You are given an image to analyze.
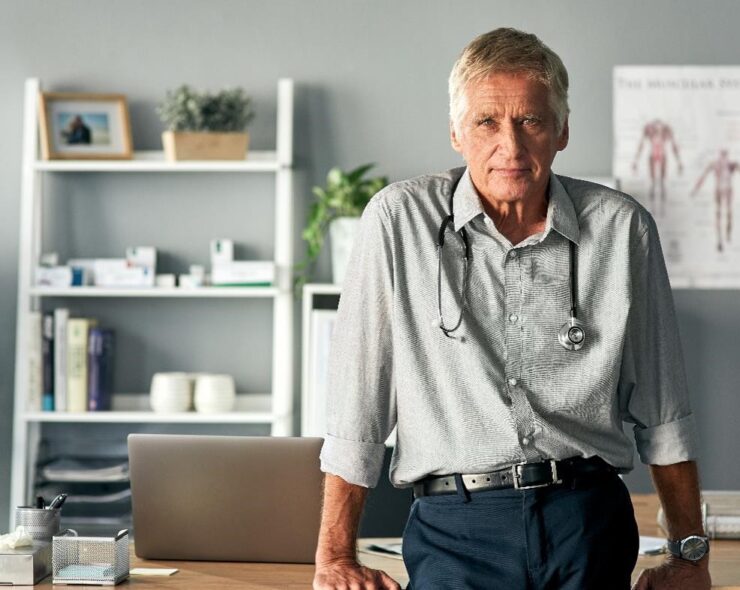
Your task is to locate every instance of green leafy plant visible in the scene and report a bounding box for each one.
[157,85,255,132]
[294,164,388,294]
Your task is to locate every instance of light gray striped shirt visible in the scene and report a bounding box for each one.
[320,167,698,488]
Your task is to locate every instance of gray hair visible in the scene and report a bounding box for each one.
[448,28,570,134]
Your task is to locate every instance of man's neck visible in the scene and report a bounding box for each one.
[478,190,549,246]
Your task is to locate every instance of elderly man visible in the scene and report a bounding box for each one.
[313,28,710,590]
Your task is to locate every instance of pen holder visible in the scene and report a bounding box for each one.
[52,529,130,586]
[15,506,61,541]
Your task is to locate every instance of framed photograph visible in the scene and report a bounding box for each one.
[38,92,133,160]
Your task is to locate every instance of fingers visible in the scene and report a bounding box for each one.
[631,569,651,590]
[378,570,402,590]
[313,566,400,590]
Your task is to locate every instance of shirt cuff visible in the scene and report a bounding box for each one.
[634,414,699,465]
[320,434,387,488]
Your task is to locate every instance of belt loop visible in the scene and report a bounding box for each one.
[453,473,470,503]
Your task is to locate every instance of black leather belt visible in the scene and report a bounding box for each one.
[413,456,616,498]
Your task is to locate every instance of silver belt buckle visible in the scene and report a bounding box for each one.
[512,459,561,490]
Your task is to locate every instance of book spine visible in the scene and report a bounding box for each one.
[53,308,70,412]
[67,318,96,413]
[41,312,55,411]
[27,312,43,412]
[88,328,114,411]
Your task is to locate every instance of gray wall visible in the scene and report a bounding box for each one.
[3,0,740,531]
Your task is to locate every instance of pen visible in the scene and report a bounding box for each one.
[36,496,45,509]
[48,494,68,510]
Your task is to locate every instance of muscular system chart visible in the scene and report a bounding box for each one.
[614,66,740,288]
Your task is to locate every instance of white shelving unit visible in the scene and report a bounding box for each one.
[30,286,280,298]
[10,78,296,519]
[301,283,342,437]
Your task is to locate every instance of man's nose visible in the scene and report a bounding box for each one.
[498,122,525,157]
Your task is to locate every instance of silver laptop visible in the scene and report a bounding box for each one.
[128,434,324,563]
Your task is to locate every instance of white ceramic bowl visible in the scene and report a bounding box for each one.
[194,374,236,413]
[150,372,192,413]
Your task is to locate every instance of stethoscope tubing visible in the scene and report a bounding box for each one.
[435,174,585,350]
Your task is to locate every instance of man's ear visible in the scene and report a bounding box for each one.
[557,117,569,152]
[450,120,463,153]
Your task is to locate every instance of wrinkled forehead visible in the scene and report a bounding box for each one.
[464,73,555,113]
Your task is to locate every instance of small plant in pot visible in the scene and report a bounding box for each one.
[295,164,388,293]
[157,85,255,161]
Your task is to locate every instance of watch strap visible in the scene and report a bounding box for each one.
[666,538,682,557]
[667,535,710,561]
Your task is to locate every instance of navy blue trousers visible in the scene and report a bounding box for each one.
[402,472,639,590]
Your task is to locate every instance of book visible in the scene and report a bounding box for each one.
[53,308,70,412]
[66,318,97,413]
[27,312,43,412]
[87,328,114,411]
[41,312,55,411]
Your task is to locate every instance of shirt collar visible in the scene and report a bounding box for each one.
[452,168,580,245]
[451,168,485,232]
[547,173,580,245]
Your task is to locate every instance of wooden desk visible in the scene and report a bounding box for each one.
[34,495,740,589]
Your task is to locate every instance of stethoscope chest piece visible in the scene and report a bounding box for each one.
[558,317,586,351]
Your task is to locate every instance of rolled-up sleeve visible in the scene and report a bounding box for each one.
[618,215,699,465]
[319,193,397,488]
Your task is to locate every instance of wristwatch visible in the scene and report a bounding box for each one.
[666,535,710,561]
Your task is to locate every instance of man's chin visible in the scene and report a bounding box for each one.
[483,180,533,203]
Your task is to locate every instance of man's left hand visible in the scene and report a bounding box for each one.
[632,556,711,590]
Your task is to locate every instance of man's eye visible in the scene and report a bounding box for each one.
[522,117,541,126]
[478,117,494,126]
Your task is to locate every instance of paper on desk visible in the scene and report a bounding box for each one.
[361,542,404,560]
[364,538,666,559]
[639,536,666,556]
[0,526,33,549]
[130,568,179,576]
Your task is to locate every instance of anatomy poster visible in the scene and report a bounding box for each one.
[614,66,740,288]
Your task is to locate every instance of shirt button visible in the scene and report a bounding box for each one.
[509,313,518,323]
[509,250,518,258]
[521,437,531,445]
[508,378,517,386]
[485,217,492,225]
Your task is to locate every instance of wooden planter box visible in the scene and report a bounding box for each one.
[161,131,249,161]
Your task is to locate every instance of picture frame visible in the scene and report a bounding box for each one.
[38,92,133,160]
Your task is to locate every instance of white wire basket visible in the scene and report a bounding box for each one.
[52,529,129,586]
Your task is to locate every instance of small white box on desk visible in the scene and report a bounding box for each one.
[211,261,275,286]
[0,541,51,585]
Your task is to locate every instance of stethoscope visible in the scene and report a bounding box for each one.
[433,175,586,351]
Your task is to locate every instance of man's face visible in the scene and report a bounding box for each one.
[450,72,569,205]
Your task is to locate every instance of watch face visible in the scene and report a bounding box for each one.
[681,536,708,561]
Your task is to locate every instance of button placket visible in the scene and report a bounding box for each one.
[504,247,540,461]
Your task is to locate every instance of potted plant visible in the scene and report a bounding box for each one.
[157,85,255,161]
[295,164,388,291]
